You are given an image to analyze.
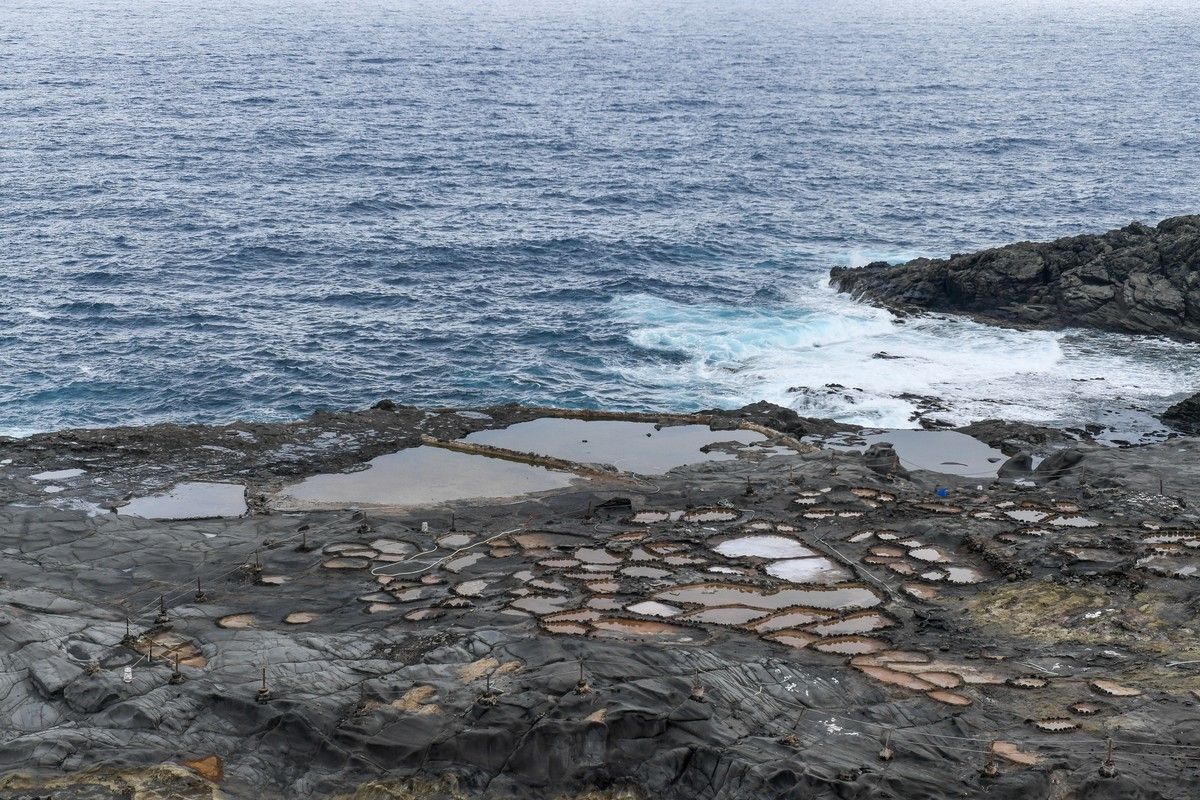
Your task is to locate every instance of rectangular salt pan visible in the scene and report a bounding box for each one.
[119,482,247,520]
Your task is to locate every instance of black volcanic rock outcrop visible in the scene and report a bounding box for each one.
[831,215,1200,341]
[1161,391,1200,433]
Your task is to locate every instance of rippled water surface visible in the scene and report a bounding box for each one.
[2,0,1199,435]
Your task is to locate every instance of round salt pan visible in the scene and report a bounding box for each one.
[855,665,935,691]
[576,548,622,565]
[813,636,886,655]
[1006,509,1048,523]
[766,557,851,584]
[848,531,875,543]
[765,630,817,649]
[869,545,907,558]
[587,597,623,611]
[625,600,681,618]
[324,557,370,570]
[539,558,580,568]
[927,690,971,706]
[444,553,484,573]
[438,533,472,548]
[1050,516,1100,528]
[371,539,415,555]
[808,612,894,637]
[509,595,570,614]
[630,511,671,524]
[454,579,489,597]
[851,488,878,498]
[1032,718,1078,732]
[340,548,379,559]
[590,618,694,640]
[656,583,882,611]
[714,535,817,560]
[587,581,620,594]
[543,621,589,635]
[750,608,832,632]
[367,603,400,614]
[992,741,1042,766]
[681,606,769,625]
[324,542,365,555]
[258,575,289,585]
[918,671,963,689]
[216,614,254,629]
[909,546,951,563]
[902,583,938,600]
[284,612,318,625]
[1007,676,1048,689]
[1071,701,1103,716]
[886,562,916,576]
[944,566,985,584]
[538,612,597,629]
[621,566,671,579]
[1090,679,1141,697]
[683,509,740,524]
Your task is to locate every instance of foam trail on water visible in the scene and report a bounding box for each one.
[614,282,1200,429]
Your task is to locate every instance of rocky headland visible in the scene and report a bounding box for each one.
[830,215,1200,342]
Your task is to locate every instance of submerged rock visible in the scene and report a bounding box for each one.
[830,215,1200,341]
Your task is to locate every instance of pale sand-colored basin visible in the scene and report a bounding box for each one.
[273,446,576,510]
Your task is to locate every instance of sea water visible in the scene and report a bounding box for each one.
[2,0,1198,436]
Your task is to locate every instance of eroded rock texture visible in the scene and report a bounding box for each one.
[831,215,1200,341]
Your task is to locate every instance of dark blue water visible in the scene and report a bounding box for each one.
[3,0,1199,436]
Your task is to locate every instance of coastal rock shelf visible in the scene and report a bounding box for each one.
[831,214,1200,343]
[1,402,1199,798]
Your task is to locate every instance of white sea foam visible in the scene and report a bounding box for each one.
[614,282,1200,430]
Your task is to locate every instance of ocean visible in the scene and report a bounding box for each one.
[2,0,1199,437]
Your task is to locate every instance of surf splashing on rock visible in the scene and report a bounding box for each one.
[614,282,1200,430]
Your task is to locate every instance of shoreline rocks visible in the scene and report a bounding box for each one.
[1161,391,1200,433]
[830,215,1200,341]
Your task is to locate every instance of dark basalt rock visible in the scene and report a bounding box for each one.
[707,401,856,438]
[1034,448,1085,480]
[863,442,908,477]
[997,452,1033,478]
[1161,391,1200,434]
[830,215,1200,341]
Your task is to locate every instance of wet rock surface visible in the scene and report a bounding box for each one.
[1160,391,1200,434]
[1,405,1200,799]
[830,215,1200,341]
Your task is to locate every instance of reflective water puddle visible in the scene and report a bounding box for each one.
[765,557,852,584]
[858,429,1007,477]
[713,535,817,559]
[656,582,881,610]
[273,446,576,510]
[120,482,246,520]
[462,418,765,474]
